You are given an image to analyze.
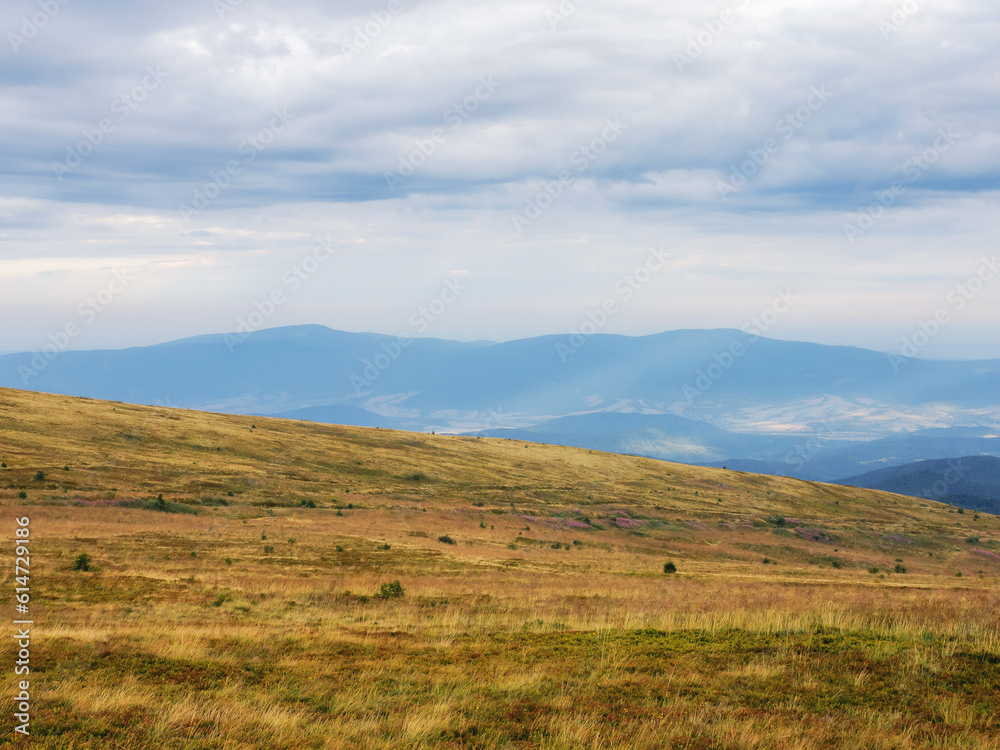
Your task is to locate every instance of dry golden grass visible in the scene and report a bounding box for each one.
[1,387,999,748]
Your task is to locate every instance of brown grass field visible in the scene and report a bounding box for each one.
[1,386,999,749]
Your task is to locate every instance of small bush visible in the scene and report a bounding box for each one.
[18,491,27,500]
[225,558,233,565]
[831,560,843,569]
[438,535,457,545]
[955,571,963,577]
[212,594,231,607]
[762,557,771,565]
[966,536,981,544]
[663,561,677,574]
[288,538,296,544]
[379,580,405,599]
[335,509,344,517]
[551,542,562,550]
[300,499,316,508]
[507,542,517,550]
[572,540,582,546]
[868,566,879,574]
[894,563,906,574]
[263,545,274,553]
[72,553,92,571]
[34,470,45,481]
[335,545,344,552]
[377,543,391,550]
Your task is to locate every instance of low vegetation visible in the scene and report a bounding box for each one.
[1,387,999,748]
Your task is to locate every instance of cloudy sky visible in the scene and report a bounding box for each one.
[2,0,998,358]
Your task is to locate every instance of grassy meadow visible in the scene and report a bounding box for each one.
[1,387,999,748]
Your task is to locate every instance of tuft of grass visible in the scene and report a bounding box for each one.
[378,580,405,598]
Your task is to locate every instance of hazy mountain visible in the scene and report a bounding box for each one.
[3,324,998,437]
[836,456,1000,513]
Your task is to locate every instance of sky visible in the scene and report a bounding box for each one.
[1,0,998,359]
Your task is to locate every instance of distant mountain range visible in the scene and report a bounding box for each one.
[837,456,1000,513]
[2,324,998,484]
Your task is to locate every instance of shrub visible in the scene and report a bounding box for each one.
[225,558,233,565]
[288,538,296,544]
[335,509,344,517]
[379,580,405,599]
[868,566,879,574]
[72,553,91,571]
[966,536,981,544]
[263,545,274,553]
[438,535,456,545]
[377,543,391,550]
[663,561,677,574]
[18,491,27,499]
[762,557,771,565]
[34,470,45,481]
[335,545,344,552]
[955,571,963,577]
[507,542,517,550]
[894,563,906,574]
[831,560,843,569]
[300,499,316,508]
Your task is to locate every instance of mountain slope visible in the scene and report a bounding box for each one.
[838,456,1000,513]
[4,387,1000,749]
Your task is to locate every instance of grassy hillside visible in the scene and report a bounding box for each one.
[1,387,999,749]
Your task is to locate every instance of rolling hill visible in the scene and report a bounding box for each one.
[2,387,1000,747]
[838,456,1000,513]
